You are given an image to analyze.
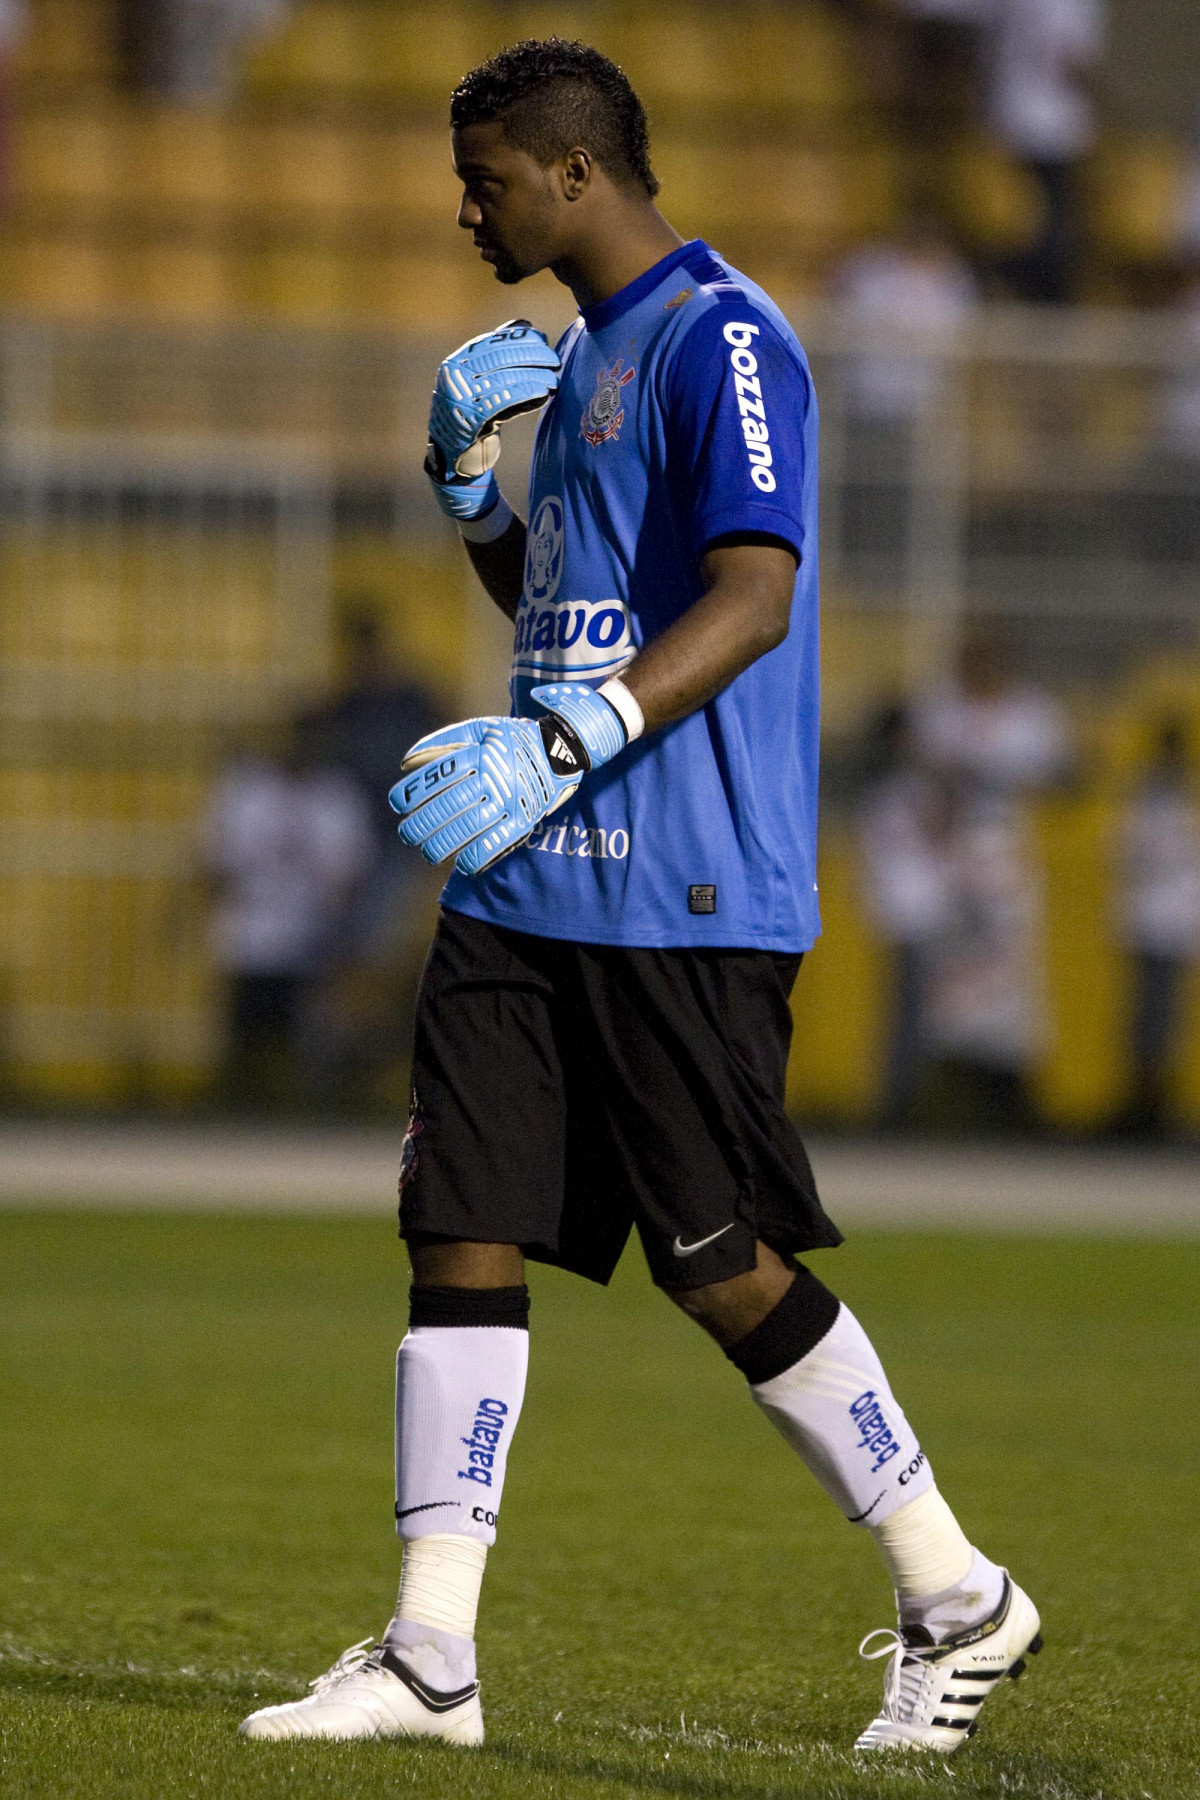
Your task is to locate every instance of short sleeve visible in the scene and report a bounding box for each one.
[662,301,811,563]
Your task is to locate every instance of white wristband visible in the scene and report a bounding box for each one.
[459,494,515,544]
[598,676,645,744]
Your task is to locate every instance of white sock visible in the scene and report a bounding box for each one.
[901,1547,1008,1641]
[383,1534,487,1690]
[395,1324,529,1546]
[870,1485,1006,1637]
[750,1303,934,1525]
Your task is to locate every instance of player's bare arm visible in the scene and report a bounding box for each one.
[467,527,795,717]
[462,516,526,621]
[621,539,797,734]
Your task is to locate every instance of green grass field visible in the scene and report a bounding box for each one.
[1,1212,1196,1800]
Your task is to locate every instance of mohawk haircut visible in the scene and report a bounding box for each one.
[451,38,659,199]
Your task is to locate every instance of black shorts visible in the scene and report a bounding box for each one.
[399,909,842,1290]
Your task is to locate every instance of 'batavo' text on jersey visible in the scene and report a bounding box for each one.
[441,239,821,951]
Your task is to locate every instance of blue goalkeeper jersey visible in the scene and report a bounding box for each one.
[441,239,821,951]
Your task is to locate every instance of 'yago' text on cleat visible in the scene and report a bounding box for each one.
[853,1573,1042,1756]
[239,1637,484,1744]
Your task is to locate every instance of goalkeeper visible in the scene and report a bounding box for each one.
[242,37,1040,1758]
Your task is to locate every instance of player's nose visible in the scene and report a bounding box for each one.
[457,193,483,230]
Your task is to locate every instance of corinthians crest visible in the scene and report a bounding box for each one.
[581,358,635,447]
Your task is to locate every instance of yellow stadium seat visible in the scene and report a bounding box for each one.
[12,0,116,86]
[246,240,354,322]
[358,251,482,334]
[5,234,119,317]
[10,105,131,208]
[370,129,461,227]
[656,140,905,263]
[941,136,1044,254]
[122,241,234,322]
[129,107,238,218]
[240,1,380,97]
[735,147,853,254]
[839,143,909,241]
[604,3,861,118]
[752,4,863,117]
[716,5,862,117]
[1088,134,1190,266]
[370,4,495,106]
[247,119,372,220]
[651,138,735,237]
[615,7,726,111]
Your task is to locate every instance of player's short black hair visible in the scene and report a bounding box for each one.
[450,38,659,199]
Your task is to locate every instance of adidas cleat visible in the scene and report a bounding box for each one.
[239,1637,483,1744]
[854,1573,1041,1755]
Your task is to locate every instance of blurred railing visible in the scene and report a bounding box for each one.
[0,302,1197,1110]
[805,303,1200,699]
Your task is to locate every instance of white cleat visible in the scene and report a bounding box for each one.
[239,1638,484,1745]
[854,1573,1042,1755]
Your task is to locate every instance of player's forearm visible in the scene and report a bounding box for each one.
[620,543,795,736]
[463,516,527,623]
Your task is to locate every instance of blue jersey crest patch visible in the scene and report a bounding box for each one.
[581,358,635,446]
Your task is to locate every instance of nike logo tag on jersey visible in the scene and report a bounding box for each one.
[395,1500,457,1520]
[672,1223,736,1257]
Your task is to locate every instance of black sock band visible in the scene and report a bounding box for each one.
[408,1284,530,1330]
[724,1265,840,1385]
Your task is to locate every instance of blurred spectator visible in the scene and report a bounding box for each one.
[983,0,1105,302]
[297,603,441,1092]
[0,2,26,206]
[923,790,1044,1133]
[890,631,1064,1134]
[856,703,957,1127]
[891,0,992,144]
[915,631,1072,796]
[201,718,373,1108]
[118,0,287,100]
[835,213,978,424]
[1137,274,1200,570]
[1113,719,1200,1138]
[1177,91,1200,266]
[834,213,977,567]
[311,603,440,864]
[1156,276,1200,462]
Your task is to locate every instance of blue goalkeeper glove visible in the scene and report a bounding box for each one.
[424,319,561,525]
[389,683,629,877]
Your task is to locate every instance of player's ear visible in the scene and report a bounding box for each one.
[559,147,594,202]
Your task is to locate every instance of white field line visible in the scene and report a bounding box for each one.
[0,1126,1196,1233]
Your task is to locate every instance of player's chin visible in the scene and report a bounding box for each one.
[490,259,528,286]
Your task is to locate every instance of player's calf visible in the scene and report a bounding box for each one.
[688,1249,1037,1752]
[241,1275,530,1747]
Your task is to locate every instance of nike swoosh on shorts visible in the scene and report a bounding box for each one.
[672,1223,736,1258]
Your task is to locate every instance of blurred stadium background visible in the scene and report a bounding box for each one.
[1,15,1197,1796]
[0,0,1199,1146]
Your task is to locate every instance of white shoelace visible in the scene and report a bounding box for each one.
[858,1628,933,1722]
[308,1638,379,1697]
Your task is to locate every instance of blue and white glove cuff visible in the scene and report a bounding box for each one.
[530,681,637,771]
[459,494,515,543]
[596,676,645,744]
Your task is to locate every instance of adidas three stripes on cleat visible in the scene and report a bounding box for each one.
[854,1574,1042,1755]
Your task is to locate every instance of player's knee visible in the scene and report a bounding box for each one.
[665,1241,797,1348]
[406,1235,525,1289]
